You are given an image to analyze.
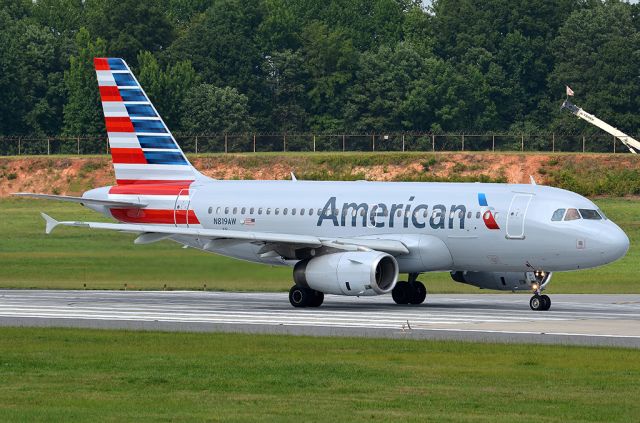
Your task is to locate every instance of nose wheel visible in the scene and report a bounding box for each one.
[530,294,551,311]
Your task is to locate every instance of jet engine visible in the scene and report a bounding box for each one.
[294,251,399,296]
[450,271,552,291]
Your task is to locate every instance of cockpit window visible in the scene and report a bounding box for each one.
[579,209,602,220]
[598,208,608,220]
[551,208,565,221]
[564,208,581,221]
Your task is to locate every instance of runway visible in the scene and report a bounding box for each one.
[1,290,640,347]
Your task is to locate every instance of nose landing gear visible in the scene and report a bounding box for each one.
[529,271,551,311]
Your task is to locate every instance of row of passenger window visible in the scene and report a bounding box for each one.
[551,208,604,221]
[207,206,489,220]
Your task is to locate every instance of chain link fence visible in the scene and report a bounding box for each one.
[0,133,633,156]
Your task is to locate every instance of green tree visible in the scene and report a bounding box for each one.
[84,0,174,66]
[263,50,309,131]
[136,51,199,131]
[301,21,358,131]
[62,28,107,137]
[181,84,253,134]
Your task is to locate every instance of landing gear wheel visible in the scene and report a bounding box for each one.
[540,294,551,311]
[392,281,410,304]
[289,286,308,307]
[289,286,324,308]
[408,281,427,305]
[308,291,324,308]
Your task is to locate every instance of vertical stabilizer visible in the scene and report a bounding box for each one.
[94,57,200,184]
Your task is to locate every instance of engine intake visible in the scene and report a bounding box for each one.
[294,251,399,296]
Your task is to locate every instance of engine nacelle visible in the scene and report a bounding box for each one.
[450,271,552,291]
[294,251,399,296]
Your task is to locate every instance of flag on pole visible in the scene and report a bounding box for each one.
[566,85,574,97]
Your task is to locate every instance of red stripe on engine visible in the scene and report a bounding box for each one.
[110,208,200,225]
[110,148,147,164]
[115,179,195,186]
[105,117,134,133]
[109,182,192,195]
[99,86,122,102]
[94,58,109,70]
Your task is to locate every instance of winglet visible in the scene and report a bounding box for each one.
[290,172,297,181]
[529,175,537,185]
[40,213,59,235]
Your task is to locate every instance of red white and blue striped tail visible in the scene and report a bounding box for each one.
[94,57,199,185]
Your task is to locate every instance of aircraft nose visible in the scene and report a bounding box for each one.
[599,224,629,263]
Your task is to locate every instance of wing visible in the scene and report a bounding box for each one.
[40,213,409,257]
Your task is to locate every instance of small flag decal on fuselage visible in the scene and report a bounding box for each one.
[242,218,256,226]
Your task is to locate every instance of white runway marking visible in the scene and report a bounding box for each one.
[1,290,640,347]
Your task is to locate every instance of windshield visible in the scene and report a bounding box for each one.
[579,209,602,220]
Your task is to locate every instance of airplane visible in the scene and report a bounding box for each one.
[15,58,630,311]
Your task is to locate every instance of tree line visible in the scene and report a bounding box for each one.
[1,0,639,138]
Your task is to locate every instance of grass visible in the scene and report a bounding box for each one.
[0,197,639,293]
[0,327,639,422]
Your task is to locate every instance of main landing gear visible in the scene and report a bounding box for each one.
[392,273,427,305]
[289,285,324,308]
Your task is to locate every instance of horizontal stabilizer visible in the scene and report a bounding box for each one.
[13,193,147,208]
[40,213,59,234]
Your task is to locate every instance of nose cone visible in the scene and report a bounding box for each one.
[599,223,630,264]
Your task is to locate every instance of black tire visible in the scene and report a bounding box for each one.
[540,294,551,311]
[289,286,309,308]
[392,281,410,305]
[529,295,542,311]
[408,281,427,305]
[308,291,324,307]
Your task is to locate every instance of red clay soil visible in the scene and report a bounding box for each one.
[0,153,634,197]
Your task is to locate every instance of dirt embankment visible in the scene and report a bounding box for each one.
[1,153,639,197]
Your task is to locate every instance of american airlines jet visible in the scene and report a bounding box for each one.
[16,58,630,311]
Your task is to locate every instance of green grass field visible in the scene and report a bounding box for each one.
[0,327,638,422]
[0,197,638,293]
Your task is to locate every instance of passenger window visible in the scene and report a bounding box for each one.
[318,209,322,216]
[258,208,263,215]
[241,207,246,214]
[225,207,229,214]
[250,207,254,214]
[208,207,212,214]
[564,208,580,221]
[423,210,428,218]
[267,208,271,215]
[233,207,237,214]
[216,207,221,214]
[334,208,339,216]
[283,208,288,215]
[298,208,302,216]
[476,212,480,219]
[275,208,279,215]
[467,211,472,219]
[551,208,565,221]
[579,209,602,220]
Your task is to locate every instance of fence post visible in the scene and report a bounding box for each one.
[492,134,495,152]
[195,135,198,154]
[613,135,616,153]
[582,135,585,153]
[461,134,465,151]
[313,135,316,152]
[77,136,80,155]
[552,133,555,152]
[283,133,286,152]
[342,135,345,152]
[18,137,21,155]
[106,137,109,154]
[224,134,228,154]
[372,134,375,151]
[47,138,50,155]
[402,134,405,152]
[521,134,524,152]
[432,134,435,152]
[253,134,256,153]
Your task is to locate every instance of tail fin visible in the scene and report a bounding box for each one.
[94,57,199,185]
